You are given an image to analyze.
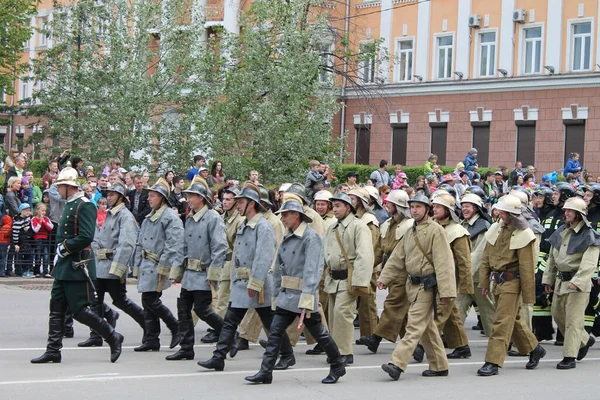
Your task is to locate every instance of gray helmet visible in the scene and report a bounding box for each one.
[147,178,171,203]
[408,192,431,207]
[106,181,129,203]
[234,183,266,212]
[258,184,272,207]
[329,192,356,214]
[184,183,213,209]
[223,186,240,197]
[275,200,313,223]
[285,183,307,205]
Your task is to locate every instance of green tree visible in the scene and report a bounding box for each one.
[26,0,212,171]
[0,0,38,98]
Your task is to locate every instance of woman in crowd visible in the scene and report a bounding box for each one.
[209,160,226,186]
[5,177,22,217]
[164,171,176,191]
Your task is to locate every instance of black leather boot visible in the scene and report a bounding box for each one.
[357,334,382,354]
[73,308,124,363]
[244,370,273,384]
[306,344,324,355]
[198,319,238,370]
[201,329,219,343]
[113,297,145,331]
[166,320,195,360]
[477,362,499,376]
[413,344,425,362]
[104,303,120,328]
[64,311,74,338]
[31,299,66,364]
[134,309,161,352]
[78,303,104,347]
[557,357,576,369]
[152,302,182,349]
[525,344,546,370]
[577,336,595,361]
[381,363,402,381]
[447,345,471,359]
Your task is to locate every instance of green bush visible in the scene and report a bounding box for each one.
[333,164,492,187]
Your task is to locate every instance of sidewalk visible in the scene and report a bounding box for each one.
[0,276,138,286]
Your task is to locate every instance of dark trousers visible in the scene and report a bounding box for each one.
[141,291,178,345]
[177,289,223,351]
[93,278,145,330]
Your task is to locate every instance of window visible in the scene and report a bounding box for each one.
[20,78,30,101]
[358,42,376,84]
[571,22,592,71]
[39,17,48,47]
[472,123,490,167]
[516,122,536,167]
[318,42,334,84]
[395,39,413,82]
[436,35,453,79]
[355,125,371,165]
[430,123,447,165]
[564,120,585,166]
[392,126,408,165]
[478,32,496,77]
[522,27,542,74]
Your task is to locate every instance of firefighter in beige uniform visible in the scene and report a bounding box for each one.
[477,195,546,376]
[357,190,413,353]
[457,193,495,337]
[324,193,374,364]
[542,198,598,369]
[431,193,473,359]
[379,193,456,380]
[348,188,383,338]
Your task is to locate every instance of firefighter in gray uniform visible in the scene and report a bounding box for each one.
[78,180,145,348]
[198,182,294,371]
[245,199,346,385]
[133,178,184,352]
[166,179,228,360]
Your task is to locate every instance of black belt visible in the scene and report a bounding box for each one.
[408,273,438,320]
[329,269,348,280]
[490,271,520,283]
[225,253,232,262]
[558,271,574,281]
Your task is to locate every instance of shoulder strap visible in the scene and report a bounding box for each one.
[74,200,84,236]
[335,229,352,267]
[413,226,434,268]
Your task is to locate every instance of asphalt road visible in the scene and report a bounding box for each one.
[1,281,598,400]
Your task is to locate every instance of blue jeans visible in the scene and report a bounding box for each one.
[16,248,32,275]
[33,240,50,275]
[0,244,7,276]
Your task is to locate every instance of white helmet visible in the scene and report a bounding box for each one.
[431,193,456,210]
[510,189,529,206]
[461,193,484,208]
[314,190,333,202]
[386,190,409,208]
[493,194,522,215]
[563,197,587,216]
[279,183,291,192]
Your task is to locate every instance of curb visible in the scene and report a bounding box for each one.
[0,278,139,286]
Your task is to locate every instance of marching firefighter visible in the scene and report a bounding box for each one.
[132,178,184,352]
[542,197,598,369]
[167,178,227,361]
[478,195,546,376]
[198,183,294,371]
[31,167,123,364]
[245,199,346,384]
[431,193,473,359]
[357,190,414,353]
[78,180,145,348]
[379,193,456,381]
[582,184,600,337]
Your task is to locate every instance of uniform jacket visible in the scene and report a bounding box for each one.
[273,222,324,313]
[323,213,375,293]
[479,222,536,304]
[462,214,490,280]
[438,219,474,295]
[264,209,285,245]
[379,215,413,286]
[230,213,276,308]
[542,221,600,294]
[221,209,245,281]
[134,205,184,293]
[92,203,138,280]
[52,192,97,281]
[379,218,456,301]
[322,212,337,232]
[304,205,325,237]
[357,208,383,268]
[176,206,227,291]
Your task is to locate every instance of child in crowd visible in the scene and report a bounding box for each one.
[305,159,325,204]
[97,197,108,228]
[12,203,34,278]
[19,177,33,205]
[0,215,12,277]
[31,203,54,278]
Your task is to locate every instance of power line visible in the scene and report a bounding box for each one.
[329,0,432,22]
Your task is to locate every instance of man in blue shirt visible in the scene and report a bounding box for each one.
[186,155,206,181]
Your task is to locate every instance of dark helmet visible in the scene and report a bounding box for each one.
[552,182,576,203]
[436,183,457,198]
[258,184,272,207]
[583,183,600,206]
[533,186,554,207]
[510,185,532,202]
[285,183,307,205]
[184,183,213,209]
[464,185,487,201]
[329,192,356,213]
[234,182,266,212]
[223,186,240,197]
[275,200,312,223]
[408,192,431,207]
[147,178,171,203]
[106,180,129,202]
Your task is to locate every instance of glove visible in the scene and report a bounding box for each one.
[56,243,68,258]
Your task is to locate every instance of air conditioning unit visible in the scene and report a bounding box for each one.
[468,14,481,28]
[513,9,526,23]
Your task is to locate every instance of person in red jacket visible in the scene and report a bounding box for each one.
[0,215,12,277]
[31,203,54,278]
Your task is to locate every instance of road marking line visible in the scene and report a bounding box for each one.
[2,357,600,386]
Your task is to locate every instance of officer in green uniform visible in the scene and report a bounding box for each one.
[31,167,124,364]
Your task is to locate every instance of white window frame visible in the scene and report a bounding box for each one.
[394,37,414,82]
[39,16,48,47]
[20,78,30,101]
[476,29,498,78]
[358,40,376,84]
[518,23,544,75]
[318,42,335,85]
[433,32,455,80]
[567,18,594,72]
